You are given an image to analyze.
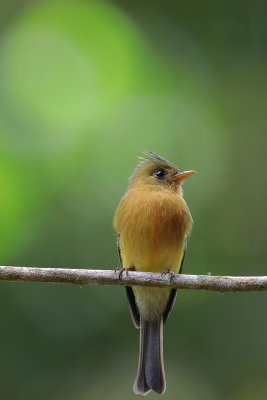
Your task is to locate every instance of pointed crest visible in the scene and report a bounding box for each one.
[139,150,176,168]
[129,150,177,185]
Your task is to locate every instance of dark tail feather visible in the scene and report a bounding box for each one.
[133,317,166,395]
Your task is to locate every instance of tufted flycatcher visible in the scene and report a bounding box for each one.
[114,151,196,395]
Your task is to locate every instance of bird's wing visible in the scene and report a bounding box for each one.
[162,245,187,324]
[125,286,140,328]
[178,244,187,275]
[117,235,140,328]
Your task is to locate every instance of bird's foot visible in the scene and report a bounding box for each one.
[161,269,176,283]
[115,267,129,279]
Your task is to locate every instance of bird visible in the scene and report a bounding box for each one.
[113,151,196,395]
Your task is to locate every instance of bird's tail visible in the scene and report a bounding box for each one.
[133,316,166,396]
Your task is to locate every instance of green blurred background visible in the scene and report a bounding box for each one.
[0,0,266,398]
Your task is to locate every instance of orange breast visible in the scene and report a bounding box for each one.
[114,185,192,273]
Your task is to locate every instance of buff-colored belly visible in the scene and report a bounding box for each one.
[119,204,187,274]
[119,215,186,320]
[120,236,185,274]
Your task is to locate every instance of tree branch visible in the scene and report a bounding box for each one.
[0,266,266,292]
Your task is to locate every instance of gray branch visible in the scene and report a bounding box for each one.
[0,266,266,292]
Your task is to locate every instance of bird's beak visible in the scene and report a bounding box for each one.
[171,170,197,183]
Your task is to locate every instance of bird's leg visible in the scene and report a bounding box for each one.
[161,269,176,283]
[115,267,130,279]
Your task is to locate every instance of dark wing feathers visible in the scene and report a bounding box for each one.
[178,244,187,275]
[117,236,140,328]
[125,286,141,328]
[163,245,187,324]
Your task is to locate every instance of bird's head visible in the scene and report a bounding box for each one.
[129,151,196,193]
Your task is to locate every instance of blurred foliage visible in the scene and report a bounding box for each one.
[0,0,266,398]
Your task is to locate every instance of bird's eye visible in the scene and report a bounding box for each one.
[154,169,166,179]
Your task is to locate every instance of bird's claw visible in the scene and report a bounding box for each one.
[115,267,129,279]
[161,269,176,283]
